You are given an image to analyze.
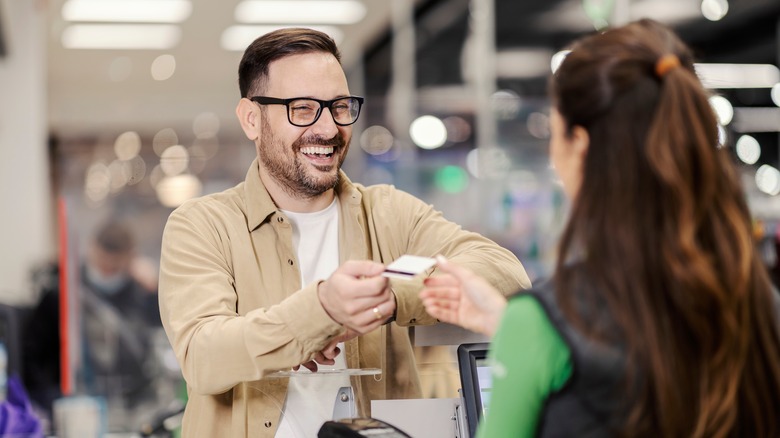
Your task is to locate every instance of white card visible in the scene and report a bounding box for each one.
[382,255,437,280]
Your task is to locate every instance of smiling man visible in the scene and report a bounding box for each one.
[158,28,530,438]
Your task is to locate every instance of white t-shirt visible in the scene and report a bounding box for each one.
[275,198,350,438]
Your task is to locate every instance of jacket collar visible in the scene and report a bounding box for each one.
[243,157,363,231]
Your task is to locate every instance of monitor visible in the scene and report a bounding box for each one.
[457,342,492,438]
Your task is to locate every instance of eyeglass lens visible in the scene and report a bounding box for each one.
[289,97,361,126]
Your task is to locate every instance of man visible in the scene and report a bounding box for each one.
[24,219,161,430]
[158,28,530,438]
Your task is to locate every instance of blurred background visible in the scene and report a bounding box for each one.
[1,0,779,435]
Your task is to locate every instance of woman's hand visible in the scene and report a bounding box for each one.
[420,256,507,336]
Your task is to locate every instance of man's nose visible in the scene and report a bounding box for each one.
[309,107,340,138]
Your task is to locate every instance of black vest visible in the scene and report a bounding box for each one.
[522,279,626,438]
[521,277,780,437]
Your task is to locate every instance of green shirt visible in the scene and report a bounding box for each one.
[477,294,573,438]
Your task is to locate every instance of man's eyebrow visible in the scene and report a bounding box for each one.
[298,94,352,100]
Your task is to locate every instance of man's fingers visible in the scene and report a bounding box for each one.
[331,286,393,324]
[339,260,387,278]
[346,275,389,299]
[314,351,336,365]
[343,298,396,334]
[321,344,341,360]
[350,316,388,335]
[319,261,395,328]
[301,361,318,372]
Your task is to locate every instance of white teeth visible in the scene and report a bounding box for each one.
[300,146,334,155]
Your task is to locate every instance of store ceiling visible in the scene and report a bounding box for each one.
[42,0,780,142]
[45,0,407,141]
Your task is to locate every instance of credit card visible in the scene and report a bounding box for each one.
[382,255,438,280]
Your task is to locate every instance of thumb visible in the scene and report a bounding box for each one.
[322,343,341,360]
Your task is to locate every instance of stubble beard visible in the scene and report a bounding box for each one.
[258,117,348,200]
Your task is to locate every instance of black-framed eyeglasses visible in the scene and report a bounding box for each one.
[249,96,364,127]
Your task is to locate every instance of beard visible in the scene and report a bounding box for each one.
[258,116,349,199]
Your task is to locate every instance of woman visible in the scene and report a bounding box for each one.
[421,19,780,437]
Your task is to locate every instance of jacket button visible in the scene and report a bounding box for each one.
[264,421,272,428]
[288,259,294,266]
[277,217,284,222]
[409,318,416,324]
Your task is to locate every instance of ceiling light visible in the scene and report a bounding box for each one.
[629,0,701,24]
[708,95,733,125]
[735,135,761,165]
[62,0,192,23]
[465,148,511,179]
[235,0,366,24]
[493,48,553,79]
[114,131,142,161]
[410,115,447,150]
[550,50,570,74]
[771,83,780,107]
[156,174,203,207]
[695,63,780,89]
[221,25,343,51]
[62,24,181,49]
[701,0,729,21]
[755,165,780,196]
[732,108,780,133]
[151,54,177,81]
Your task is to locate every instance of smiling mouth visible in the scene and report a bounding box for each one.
[300,146,335,159]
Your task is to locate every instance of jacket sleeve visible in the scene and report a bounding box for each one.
[376,188,532,327]
[158,202,343,395]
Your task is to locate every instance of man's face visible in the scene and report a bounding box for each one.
[89,243,131,278]
[255,52,352,199]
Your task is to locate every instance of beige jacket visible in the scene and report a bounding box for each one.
[158,159,531,437]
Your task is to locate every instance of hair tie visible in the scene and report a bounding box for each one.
[655,54,680,78]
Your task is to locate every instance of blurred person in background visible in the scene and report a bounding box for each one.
[158,27,530,438]
[420,19,780,438]
[23,219,163,432]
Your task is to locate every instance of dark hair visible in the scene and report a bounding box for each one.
[550,19,780,437]
[238,28,342,98]
[94,220,135,254]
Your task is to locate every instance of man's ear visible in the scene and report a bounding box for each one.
[236,98,260,141]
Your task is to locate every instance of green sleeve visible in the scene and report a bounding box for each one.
[476,294,572,438]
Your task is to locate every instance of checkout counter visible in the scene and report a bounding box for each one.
[332,323,490,438]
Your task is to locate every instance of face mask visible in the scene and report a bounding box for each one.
[85,263,129,295]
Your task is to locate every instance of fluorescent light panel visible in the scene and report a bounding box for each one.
[496,48,554,78]
[733,108,780,133]
[221,25,343,51]
[696,63,780,89]
[628,0,701,24]
[62,0,192,23]
[235,0,366,24]
[62,24,181,49]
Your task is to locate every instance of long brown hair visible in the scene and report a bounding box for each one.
[550,19,780,437]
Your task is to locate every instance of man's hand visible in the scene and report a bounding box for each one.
[293,329,359,372]
[318,260,396,334]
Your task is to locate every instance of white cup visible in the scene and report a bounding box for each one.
[53,396,107,438]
